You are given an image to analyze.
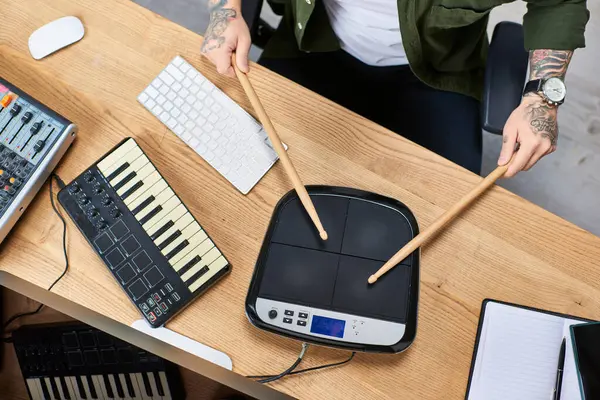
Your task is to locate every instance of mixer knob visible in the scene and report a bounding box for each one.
[110,208,121,218]
[94,186,105,195]
[79,195,90,205]
[97,220,108,231]
[88,208,100,218]
[102,197,113,206]
[69,183,81,194]
[84,172,95,183]
[21,112,33,124]
[10,104,22,117]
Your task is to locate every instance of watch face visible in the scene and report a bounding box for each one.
[542,77,566,103]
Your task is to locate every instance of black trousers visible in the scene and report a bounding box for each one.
[259,51,482,174]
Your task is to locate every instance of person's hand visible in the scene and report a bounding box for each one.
[200,0,251,77]
[498,94,558,177]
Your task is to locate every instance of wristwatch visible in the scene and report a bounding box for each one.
[522,77,566,106]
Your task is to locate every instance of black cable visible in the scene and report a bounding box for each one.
[2,174,68,338]
[246,343,309,383]
[287,351,355,376]
[246,344,355,383]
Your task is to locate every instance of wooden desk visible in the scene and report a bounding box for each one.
[1,0,600,398]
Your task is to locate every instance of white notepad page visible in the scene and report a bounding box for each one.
[467,301,584,400]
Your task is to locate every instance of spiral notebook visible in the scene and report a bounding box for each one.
[465,299,593,400]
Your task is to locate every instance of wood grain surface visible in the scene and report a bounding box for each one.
[1,0,600,399]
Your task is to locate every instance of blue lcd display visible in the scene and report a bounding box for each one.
[310,315,346,338]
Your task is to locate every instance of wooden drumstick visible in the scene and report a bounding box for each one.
[231,55,328,240]
[368,162,512,284]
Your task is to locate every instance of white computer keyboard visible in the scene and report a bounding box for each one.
[137,56,285,194]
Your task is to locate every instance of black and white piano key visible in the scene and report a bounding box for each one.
[99,375,113,399]
[140,197,183,232]
[145,204,187,238]
[188,254,229,293]
[116,164,157,198]
[97,139,138,176]
[64,376,78,400]
[26,378,42,400]
[81,375,94,399]
[102,143,146,178]
[171,234,212,271]
[159,221,200,260]
[46,376,62,399]
[121,170,161,201]
[72,376,87,399]
[124,179,168,209]
[39,377,52,399]
[152,213,194,249]
[104,149,147,187]
[136,192,178,227]
[108,374,125,399]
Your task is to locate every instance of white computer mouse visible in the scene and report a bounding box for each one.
[28,16,85,60]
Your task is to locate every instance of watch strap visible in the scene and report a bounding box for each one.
[523,79,543,96]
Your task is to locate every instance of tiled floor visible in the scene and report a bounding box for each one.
[133,0,600,236]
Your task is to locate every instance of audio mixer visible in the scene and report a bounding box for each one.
[58,138,231,327]
[0,77,76,243]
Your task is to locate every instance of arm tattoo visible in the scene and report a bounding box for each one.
[523,101,558,146]
[529,49,573,80]
[520,49,572,147]
[201,0,237,53]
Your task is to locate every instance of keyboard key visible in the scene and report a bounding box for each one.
[145,86,159,99]
[173,56,184,66]
[189,255,229,292]
[101,375,114,399]
[149,372,163,397]
[158,372,172,399]
[166,64,185,81]
[48,376,61,399]
[159,71,174,85]
[113,375,125,399]
[138,56,287,194]
[40,377,52,400]
[139,372,154,397]
[75,375,88,399]
[26,379,42,400]
[87,375,99,399]
[123,374,136,398]
[57,377,70,400]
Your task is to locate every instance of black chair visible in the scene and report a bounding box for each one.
[243,3,529,135]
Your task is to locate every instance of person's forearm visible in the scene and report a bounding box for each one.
[528,49,573,81]
[202,0,242,53]
[520,49,573,147]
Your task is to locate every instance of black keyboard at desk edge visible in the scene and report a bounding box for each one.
[12,322,184,400]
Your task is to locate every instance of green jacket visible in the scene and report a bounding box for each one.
[263,0,589,100]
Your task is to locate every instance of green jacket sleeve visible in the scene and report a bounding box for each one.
[523,0,590,50]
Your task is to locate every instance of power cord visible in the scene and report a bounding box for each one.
[2,174,68,343]
[246,343,356,384]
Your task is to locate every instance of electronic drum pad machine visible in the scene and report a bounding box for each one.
[246,186,420,353]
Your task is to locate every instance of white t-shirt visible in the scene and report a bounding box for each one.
[322,0,408,67]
